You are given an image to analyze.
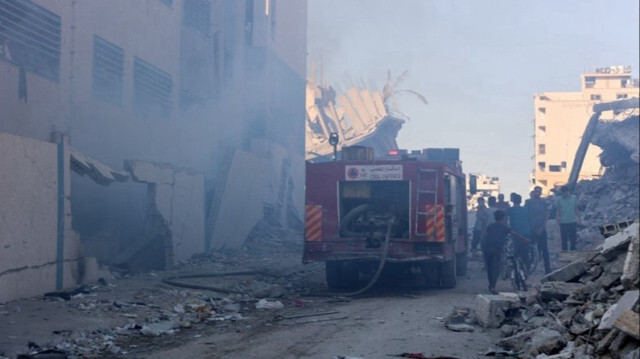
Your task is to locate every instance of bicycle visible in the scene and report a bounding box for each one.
[526,241,539,276]
[501,236,528,292]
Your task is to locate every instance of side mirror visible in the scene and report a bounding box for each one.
[469,174,477,195]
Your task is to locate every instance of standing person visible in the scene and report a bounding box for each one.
[525,186,551,274]
[496,193,510,210]
[482,210,528,294]
[507,193,532,270]
[485,196,499,227]
[555,185,582,251]
[471,197,487,254]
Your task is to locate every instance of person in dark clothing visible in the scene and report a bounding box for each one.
[507,193,532,271]
[482,210,529,294]
[525,186,551,274]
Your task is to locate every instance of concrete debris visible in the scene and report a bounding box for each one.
[621,225,640,289]
[444,307,476,332]
[255,299,284,309]
[540,260,588,283]
[492,219,640,358]
[574,167,639,244]
[474,293,521,328]
[539,282,585,301]
[598,290,639,330]
[613,310,640,340]
[69,146,128,185]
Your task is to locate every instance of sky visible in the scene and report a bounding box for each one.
[306,0,640,197]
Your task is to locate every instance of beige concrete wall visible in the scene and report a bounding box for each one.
[533,70,640,195]
[0,131,83,303]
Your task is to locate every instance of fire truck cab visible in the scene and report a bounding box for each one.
[303,146,468,289]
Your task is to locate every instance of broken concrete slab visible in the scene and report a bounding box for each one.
[541,260,589,283]
[474,293,521,328]
[621,225,640,289]
[613,310,640,340]
[598,290,639,330]
[70,147,128,185]
[525,328,567,356]
[555,250,600,266]
[497,329,535,349]
[599,223,638,260]
[539,282,585,301]
[579,265,604,284]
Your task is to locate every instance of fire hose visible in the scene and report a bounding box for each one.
[339,215,395,296]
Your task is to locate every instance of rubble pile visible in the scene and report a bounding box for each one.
[575,165,640,242]
[575,114,640,242]
[489,222,639,358]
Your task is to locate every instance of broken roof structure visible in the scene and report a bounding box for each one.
[305,70,423,161]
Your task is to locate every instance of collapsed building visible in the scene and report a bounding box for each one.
[305,70,422,161]
[568,99,640,245]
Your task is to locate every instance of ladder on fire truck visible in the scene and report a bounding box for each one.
[415,168,439,240]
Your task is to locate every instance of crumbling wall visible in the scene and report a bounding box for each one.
[125,160,205,267]
[207,140,304,251]
[0,132,85,302]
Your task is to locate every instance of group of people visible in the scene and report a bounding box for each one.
[471,185,582,294]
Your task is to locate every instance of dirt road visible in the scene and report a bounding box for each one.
[145,260,501,359]
[1,245,511,359]
[132,257,503,359]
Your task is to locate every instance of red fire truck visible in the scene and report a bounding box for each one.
[303,146,469,289]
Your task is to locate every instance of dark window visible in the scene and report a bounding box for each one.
[183,0,211,36]
[561,161,567,168]
[538,125,546,132]
[0,0,61,81]
[617,94,628,99]
[133,57,172,120]
[92,35,123,105]
[538,144,546,155]
[538,161,546,171]
[590,94,601,101]
[538,107,546,113]
[585,76,596,88]
[549,165,562,172]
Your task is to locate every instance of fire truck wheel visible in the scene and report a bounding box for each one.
[456,251,468,276]
[423,263,439,289]
[325,261,359,289]
[440,259,457,289]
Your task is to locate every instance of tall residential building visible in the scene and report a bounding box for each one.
[532,66,640,195]
[0,0,307,267]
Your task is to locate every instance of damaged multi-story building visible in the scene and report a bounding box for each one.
[0,0,307,302]
[532,66,640,195]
